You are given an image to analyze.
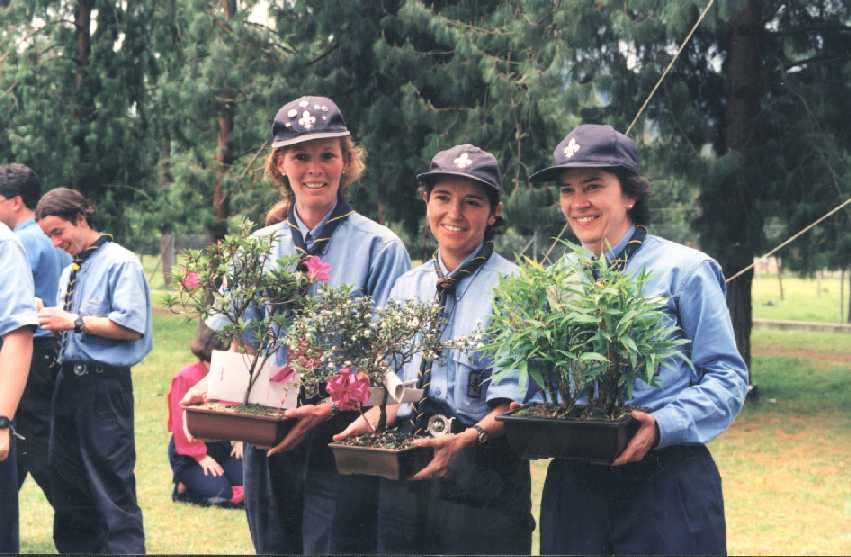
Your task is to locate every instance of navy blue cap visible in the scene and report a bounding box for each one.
[271,96,350,148]
[417,144,502,194]
[530,124,639,182]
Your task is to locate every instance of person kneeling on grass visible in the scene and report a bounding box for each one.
[167,325,244,507]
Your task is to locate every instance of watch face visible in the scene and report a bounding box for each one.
[0,416,10,429]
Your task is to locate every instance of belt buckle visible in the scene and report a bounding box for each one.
[73,363,87,377]
[427,414,455,438]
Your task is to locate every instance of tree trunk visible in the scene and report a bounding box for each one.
[160,135,174,286]
[776,257,784,301]
[211,0,235,241]
[721,0,761,376]
[74,0,91,95]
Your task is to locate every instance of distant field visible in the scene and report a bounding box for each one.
[752,274,849,324]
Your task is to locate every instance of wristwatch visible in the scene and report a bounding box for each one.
[0,416,24,440]
[73,315,85,333]
[471,423,488,445]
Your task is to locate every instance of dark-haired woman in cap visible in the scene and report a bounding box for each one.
[167,325,244,507]
[530,124,748,555]
[335,144,535,555]
[183,96,410,554]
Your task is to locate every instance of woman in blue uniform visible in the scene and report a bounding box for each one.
[184,95,411,554]
[36,188,152,554]
[336,144,535,554]
[0,222,37,554]
[529,124,748,555]
[0,163,69,506]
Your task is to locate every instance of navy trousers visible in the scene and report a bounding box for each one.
[16,337,59,504]
[541,444,726,555]
[377,437,534,555]
[301,414,378,554]
[0,434,19,553]
[243,441,306,553]
[49,366,145,554]
[168,438,242,505]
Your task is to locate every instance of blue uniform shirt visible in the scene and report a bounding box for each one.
[56,242,152,367]
[14,217,71,338]
[0,223,38,337]
[207,206,411,366]
[545,225,748,448]
[390,248,524,426]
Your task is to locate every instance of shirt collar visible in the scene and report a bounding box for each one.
[13,217,36,232]
[294,202,337,240]
[604,224,636,263]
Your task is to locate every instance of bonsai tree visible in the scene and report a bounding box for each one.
[481,242,692,419]
[164,220,328,406]
[284,286,444,437]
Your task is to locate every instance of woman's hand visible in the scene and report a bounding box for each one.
[611,410,657,466]
[198,455,224,477]
[409,429,477,481]
[266,403,333,455]
[231,441,243,459]
[37,307,75,332]
[180,376,209,407]
[332,407,381,442]
[0,429,9,462]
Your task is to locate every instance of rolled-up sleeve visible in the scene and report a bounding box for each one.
[0,238,38,336]
[652,261,749,448]
[107,261,149,335]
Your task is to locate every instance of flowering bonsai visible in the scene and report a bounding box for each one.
[482,242,692,420]
[284,286,444,448]
[164,220,328,408]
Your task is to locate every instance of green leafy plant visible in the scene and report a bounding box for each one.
[163,220,317,405]
[482,241,692,419]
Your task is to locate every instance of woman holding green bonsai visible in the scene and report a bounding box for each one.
[530,124,748,555]
[335,144,535,554]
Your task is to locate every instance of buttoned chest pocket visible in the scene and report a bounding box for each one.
[452,351,491,416]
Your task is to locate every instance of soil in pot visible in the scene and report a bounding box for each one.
[329,430,432,481]
[186,401,295,447]
[496,404,640,464]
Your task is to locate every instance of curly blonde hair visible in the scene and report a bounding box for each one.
[264,136,366,215]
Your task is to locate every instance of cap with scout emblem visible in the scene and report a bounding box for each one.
[271,96,350,149]
[417,144,503,194]
[530,124,639,183]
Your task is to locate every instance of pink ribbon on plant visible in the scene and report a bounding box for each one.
[181,271,200,289]
[325,368,370,411]
[303,255,331,282]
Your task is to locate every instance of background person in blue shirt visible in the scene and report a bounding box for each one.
[36,187,152,554]
[0,222,37,554]
[184,95,410,554]
[336,144,535,555]
[0,163,70,507]
[529,124,748,555]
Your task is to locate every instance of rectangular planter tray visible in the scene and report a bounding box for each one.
[328,442,432,481]
[186,404,294,447]
[497,409,639,465]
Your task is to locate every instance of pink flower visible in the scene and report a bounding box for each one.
[181,271,200,290]
[304,255,331,282]
[325,368,370,411]
[269,366,295,383]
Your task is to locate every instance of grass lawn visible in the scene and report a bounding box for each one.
[18,274,851,554]
[752,274,849,324]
